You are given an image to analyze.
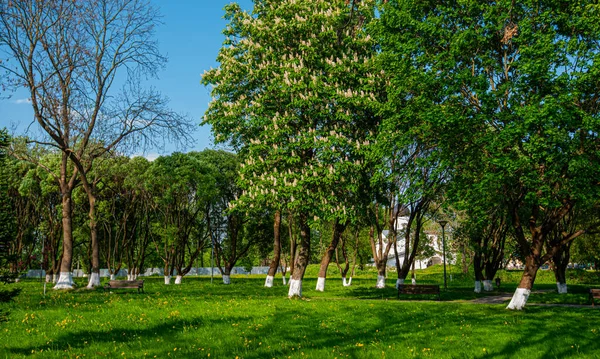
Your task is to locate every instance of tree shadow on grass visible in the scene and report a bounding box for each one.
[242,301,600,359]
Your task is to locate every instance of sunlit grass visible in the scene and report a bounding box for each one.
[1,265,599,358]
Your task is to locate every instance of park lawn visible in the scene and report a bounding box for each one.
[1,268,599,359]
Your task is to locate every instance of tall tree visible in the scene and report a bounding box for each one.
[0,0,191,289]
[203,0,378,297]
[379,0,600,309]
[147,153,213,284]
[0,129,17,283]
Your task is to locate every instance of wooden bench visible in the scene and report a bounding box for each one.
[590,289,600,306]
[104,280,144,293]
[398,284,440,301]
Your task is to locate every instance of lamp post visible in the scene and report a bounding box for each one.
[438,220,448,290]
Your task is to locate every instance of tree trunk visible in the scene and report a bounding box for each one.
[552,244,571,294]
[376,260,386,288]
[316,220,344,292]
[288,213,310,297]
[86,194,100,289]
[473,250,484,293]
[55,183,74,290]
[265,210,281,288]
[507,255,539,310]
[223,266,232,285]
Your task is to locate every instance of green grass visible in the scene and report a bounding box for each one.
[1,265,599,358]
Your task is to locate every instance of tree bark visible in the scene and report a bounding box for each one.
[86,192,100,288]
[265,210,281,288]
[55,164,75,290]
[288,212,310,297]
[316,220,345,291]
[552,243,571,294]
[507,254,539,310]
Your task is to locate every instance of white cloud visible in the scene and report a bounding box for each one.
[14,98,32,105]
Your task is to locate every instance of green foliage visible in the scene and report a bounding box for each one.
[381,0,600,205]
[572,234,600,269]
[203,0,379,223]
[0,129,17,284]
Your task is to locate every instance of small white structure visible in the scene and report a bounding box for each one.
[374,210,452,271]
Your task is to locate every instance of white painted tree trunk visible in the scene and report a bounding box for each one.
[264,275,274,288]
[52,274,57,283]
[86,273,100,289]
[222,275,231,285]
[282,275,287,285]
[376,275,385,288]
[126,274,132,280]
[45,274,52,283]
[506,288,531,310]
[342,277,352,287]
[54,272,74,289]
[175,275,182,284]
[483,280,494,291]
[474,281,482,293]
[315,277,326,291]
[556,282,568,294]
[110,274,116,280]
[395,278,404,289]
[411,278,416,285]
[346,277,352,286]
[288,279,302,297]
[164,276,171,285]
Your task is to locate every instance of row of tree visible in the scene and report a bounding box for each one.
[2,0,600,311]
[202,0,600,309]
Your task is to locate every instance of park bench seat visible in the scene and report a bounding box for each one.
[590,289,600,306]
[398,284,440,301]
[104,280,144,293]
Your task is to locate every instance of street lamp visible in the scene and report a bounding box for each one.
[438,220,448,290]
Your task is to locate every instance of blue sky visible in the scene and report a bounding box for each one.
[0,0,253,160]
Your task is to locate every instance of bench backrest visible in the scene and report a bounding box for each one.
[590,289,600,296]
[109,280,143,288]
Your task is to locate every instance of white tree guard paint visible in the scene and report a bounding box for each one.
[506,288,531,310]
[264,275,274,288]
[54,272,74,289]
[45,274,52,283]
[164,276,171,285]
[474,281,482,293]
[346,277,352,286]
[483,280,494,291]
[175,275,182,284]
[315,277,326,291]
[411,278,416,285]
[282,276,287,285]
[288,279,302,297]
[557,282,568,294]
[395,278,404,289]
[376,275,385,288]
[86,273,100,288]
[126,274,132,280]
[222,275,231,285]
[110,274,116,280]
[342,277,352,287]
